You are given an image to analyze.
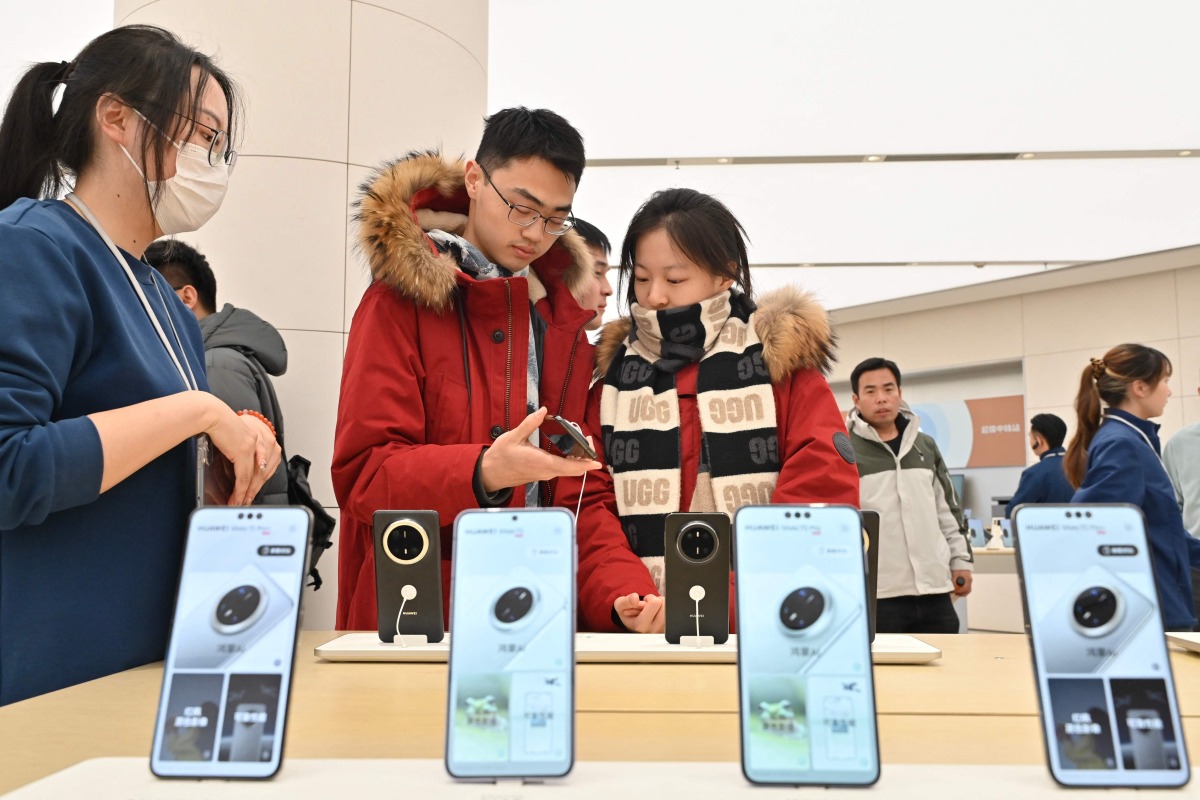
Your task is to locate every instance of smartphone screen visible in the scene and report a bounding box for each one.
[734,504,880,787]
[1013,504,1190,788]
[445,509,575,780]
[151,506,311,779]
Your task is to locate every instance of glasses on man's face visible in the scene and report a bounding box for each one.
[478,164,574,236]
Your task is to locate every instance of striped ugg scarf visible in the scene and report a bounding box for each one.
[600,290,779,582]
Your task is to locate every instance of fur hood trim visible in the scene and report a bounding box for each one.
[595,286,836,382]
[354,150,593,311]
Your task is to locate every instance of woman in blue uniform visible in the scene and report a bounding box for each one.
[1066,343,1200,631]
[0,25,279,704]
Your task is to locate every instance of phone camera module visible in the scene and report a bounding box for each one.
[780,587,826,633]
[677,522,717,563]
[213,584,267,634]
[1072,585,1124,637]
[382,520,428,565]
[493,586,535,626]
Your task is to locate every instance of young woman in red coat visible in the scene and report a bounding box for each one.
[559,188,860,632]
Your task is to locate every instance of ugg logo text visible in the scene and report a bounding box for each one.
[620,361,655,385]
[608,438,641,466]
[708,395,765,424]
[629,396,673,424]
[622,477,672,507]
[722,481,774,508]
[737,351,768,380]
[749,435,779,465]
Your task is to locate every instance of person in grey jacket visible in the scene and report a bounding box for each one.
[847,357,973,633]
[146,239,289,504]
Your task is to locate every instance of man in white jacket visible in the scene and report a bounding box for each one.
[847,357,973,633]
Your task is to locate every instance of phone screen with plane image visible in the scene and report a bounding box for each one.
[734,504,880,787]
[445,508,575,780]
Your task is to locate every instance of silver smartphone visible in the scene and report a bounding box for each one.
[445,508,575,780]
[1013,503,1189,788]
[734,504,880,787]
[151,506,311,779]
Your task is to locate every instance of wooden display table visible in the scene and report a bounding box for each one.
[2,632,1197,794]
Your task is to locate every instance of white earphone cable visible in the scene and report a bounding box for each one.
[575,471,588,520]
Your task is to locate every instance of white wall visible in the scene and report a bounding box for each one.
[0,1,113,110]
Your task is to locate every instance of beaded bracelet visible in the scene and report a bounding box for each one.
[237,409,277,439]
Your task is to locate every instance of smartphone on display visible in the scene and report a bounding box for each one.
[734,504,880,787]
[445,508,575,780]
[663,512,730,645]
[1013,503,1189,788]
[151,506,311,779]
[860,510,880,643]
[547,414,597,460]
[373,510,444,643]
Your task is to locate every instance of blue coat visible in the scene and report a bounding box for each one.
[0,199,207,704]
[1005,447,1074,517]
[1073,409,1200,631]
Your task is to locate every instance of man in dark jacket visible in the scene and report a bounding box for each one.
[146,240,289,504]
[332,108,600,631]
[1005,413,1074,517]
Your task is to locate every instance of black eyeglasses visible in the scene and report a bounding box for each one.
[479,165,574,236]
[174,112,237,172]
[135,105,237,172]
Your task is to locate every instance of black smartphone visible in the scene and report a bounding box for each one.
[548,414,597,460]
[373,510,445,644]
[1013,503,1189,788]
[663,512,731,645]
[151,506,312,779]
[861,510,880,643]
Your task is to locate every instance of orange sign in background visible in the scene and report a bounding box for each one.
[911,395,1026,469]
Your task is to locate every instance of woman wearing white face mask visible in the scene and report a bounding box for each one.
[0,25,280,705]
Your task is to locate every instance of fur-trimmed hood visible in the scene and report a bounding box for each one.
[594,286,836,382]
[354,150,594,312]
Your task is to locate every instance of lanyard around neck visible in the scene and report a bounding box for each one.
[66,194,197,392]
[1105,413,1165,469]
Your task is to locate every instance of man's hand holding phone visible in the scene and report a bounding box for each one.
[479,408,601,494]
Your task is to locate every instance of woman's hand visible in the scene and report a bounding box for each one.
[205,407,281,505]
[614,592,665,633]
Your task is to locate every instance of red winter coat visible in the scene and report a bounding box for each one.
[557,287,861,632]
[332,152,595,631]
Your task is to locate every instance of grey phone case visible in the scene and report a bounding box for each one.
[664,512,731,645]
[373,510,445,643]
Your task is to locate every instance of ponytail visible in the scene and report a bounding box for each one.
[0,61,74,210]
[1064,344,1172,488]
[0,25,240,213]
[1065,362,1102,488]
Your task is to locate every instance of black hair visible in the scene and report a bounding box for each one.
[618,188,752,307]
[1066,343,1172,487]
[145,238,217,313]
[572,217,610,256]
[1029,413,1068,449]
[0,24,241,211]
[474,107,585,187]
[850,357,902,395]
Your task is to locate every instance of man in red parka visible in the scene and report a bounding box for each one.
[333,108,600,630]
